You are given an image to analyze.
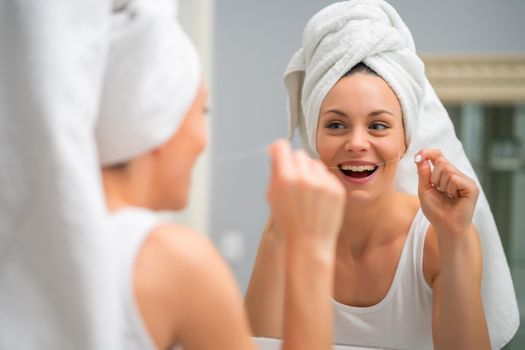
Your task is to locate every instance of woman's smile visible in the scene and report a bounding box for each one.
[337,160,379,183]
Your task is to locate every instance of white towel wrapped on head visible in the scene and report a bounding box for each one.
[96,0,201,166]
[284,1,519,348]
[286,0,425,154]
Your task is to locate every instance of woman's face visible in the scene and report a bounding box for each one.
[154,82,208,210]
[316,73,406,203]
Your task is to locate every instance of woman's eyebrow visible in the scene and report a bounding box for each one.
[322,108,394,118]
[369,109,394,117]
[322,108,348,117]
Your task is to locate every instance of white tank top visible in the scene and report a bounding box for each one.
[332,209,434,350]
[111,207,182,350]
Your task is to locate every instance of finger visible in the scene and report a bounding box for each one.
[420,148,444,163]
[269,139,294,180]
[430,158,454,192]
[439,163,459,195]
[267,140,294,204]
[430,161,444,191]
[312,159,343,195]
[421,149,456,192]
[316,158,336,176]
[309,159,325,177]
[414,150,433,193]
[445,177,459,199]
[439,170,451,195]
[449,174,479,200]
[327,172,346,203]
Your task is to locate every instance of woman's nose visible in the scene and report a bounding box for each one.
[344,128,370,152]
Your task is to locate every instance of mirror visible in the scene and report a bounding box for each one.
[179,1,525,348]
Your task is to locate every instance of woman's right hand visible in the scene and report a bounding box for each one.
[267,139,345,349]
[267,140,346,250]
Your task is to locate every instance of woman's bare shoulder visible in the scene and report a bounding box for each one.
[132,224,215,346]
[135,223,235,300]
[133,223,250,349]
[399,192,420,211]
[391,192,420,227]
[144,223,220,267]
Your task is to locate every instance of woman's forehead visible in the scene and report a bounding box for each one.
[321,74,402,116]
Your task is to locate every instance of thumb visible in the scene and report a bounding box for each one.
[414,151,432,194]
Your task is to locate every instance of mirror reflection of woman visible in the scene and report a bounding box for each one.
[247,62,488,350]
[246,1,518,349]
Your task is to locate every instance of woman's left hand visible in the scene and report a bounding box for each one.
[415,149,479,237]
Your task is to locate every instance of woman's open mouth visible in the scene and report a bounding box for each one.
[338,163,378,179]
[339,165,377,178]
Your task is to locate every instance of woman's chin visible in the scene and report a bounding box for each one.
[344,188,380,205]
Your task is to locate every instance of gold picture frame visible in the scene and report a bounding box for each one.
[422,55,525,104]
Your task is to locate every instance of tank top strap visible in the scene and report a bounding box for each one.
[111,207,160,264]
[405,208,433,294]
[382,207,433,307]
[110,207,160,350]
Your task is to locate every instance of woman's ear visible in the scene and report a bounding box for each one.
[400,115,408,155]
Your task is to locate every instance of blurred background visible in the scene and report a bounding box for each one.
[178,1,525,348]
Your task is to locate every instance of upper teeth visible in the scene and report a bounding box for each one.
[340,164,375,172]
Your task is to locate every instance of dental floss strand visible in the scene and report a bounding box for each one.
[213,144,403,168]
[213,145,269,165]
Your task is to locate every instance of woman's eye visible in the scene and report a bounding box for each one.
[327,121,345,129]
[369,123,388,131]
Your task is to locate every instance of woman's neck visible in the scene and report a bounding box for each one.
[101,167,149,213]
[337,190,416,257]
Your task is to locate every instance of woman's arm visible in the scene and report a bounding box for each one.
[281,231,336,350]
[246,216,337,349]
[430,224,488,350]
[261,140,346,350]
[416,149,490,350]
[245,217,286,338]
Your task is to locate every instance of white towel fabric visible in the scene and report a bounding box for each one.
[96,0,201,167]
[0,1,120,349]
[284,1,519,348]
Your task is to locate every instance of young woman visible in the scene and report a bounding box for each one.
[246,63,489,350]
[246,1,517,349]
[96,1,346,349]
